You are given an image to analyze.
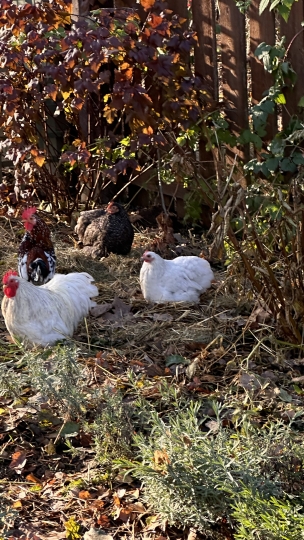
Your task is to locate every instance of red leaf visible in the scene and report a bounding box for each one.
[140,0,155,10]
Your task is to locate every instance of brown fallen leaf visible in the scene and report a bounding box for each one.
[91,296,132,322]
[125,501,146,513]
[26,473,42,485]
[79,490,92,500]
[9,450,27,472]
[156,212,176,245]
[113,494,121,507]
[87,499,105,510]
[153,449,170,469]
[96,514,111,527]
[145,364,165,377]
[248,305,273,327]
[90,302,113,317]
[116,508,131,522]
[239,372,261,391]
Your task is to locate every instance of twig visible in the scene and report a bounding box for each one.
[157,148,167,216]
[84,317,90,352]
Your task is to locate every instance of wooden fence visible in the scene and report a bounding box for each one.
[5,0,304,213]
[195,0,304,133]
[123,0,304,209]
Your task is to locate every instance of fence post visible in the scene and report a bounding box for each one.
[192,0,218,100]
[280,1,304,127]
[250,0,277,144]
[219,0,249,161]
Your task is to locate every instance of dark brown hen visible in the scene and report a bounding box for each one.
[75,202,134,258]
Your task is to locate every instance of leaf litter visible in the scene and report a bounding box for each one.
[1,217,304,539]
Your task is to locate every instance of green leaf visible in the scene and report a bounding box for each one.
[277,3,291,21]
[280,157,296,173]
[269,0,281,8]
[265,157,279,172]
[280,61,290,74]
[274,93,286,104]
[259,0,270,15]
[60,421,80,438]
[254,42,271,59]
[259,100,275,114]
[292,152,304,165]
[165,355,190,367]
[120,136,130,146]
[278,388,292,403]
[298,96,304,108]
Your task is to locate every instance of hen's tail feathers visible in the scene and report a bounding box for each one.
[44,272,99,324]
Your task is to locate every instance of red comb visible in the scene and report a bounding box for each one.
[22,207,37,220]
[3,270,18,285]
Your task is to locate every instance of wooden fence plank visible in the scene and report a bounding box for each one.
[249,0,277,142]
[280,2,304,127]
[219,0,249,159]
[192,0,217,193]
[192,0,218,100]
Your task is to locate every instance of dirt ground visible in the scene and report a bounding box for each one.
[1,213,301,540]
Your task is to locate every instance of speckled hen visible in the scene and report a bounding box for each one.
[18,207,56,285]
[75,202,134,258]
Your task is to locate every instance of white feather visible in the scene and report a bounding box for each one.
[18,254,28,280]
[140,252,214,303]
[1,272,98,347]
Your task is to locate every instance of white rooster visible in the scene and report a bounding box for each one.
[140,251,214,303]
[1,270,98,347]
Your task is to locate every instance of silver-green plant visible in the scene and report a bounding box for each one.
[117,394,304,535]
[87,386,134,471]
[25,345,89,419]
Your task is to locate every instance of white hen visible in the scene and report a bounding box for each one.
[140,251,214,303]
[1,270,98,347]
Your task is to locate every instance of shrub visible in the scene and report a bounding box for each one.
[118,393,304,536]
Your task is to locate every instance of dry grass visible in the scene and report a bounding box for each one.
[0,215,251,372]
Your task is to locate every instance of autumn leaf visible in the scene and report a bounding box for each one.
[96,514,111,527]
[78,490,91,499]
[153,449,170,469]
[140,0,156,11]
[125,502,146,513]
[147,13,163,28]
[26,473,42,484]
[72,139,82,147]
[71,97,85,110]
[62,90,72,100]
[143,126,154,135]
[34,155,45,167]
[9,450,27,472]
[103,105,116,124]
[113,494,121,506]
